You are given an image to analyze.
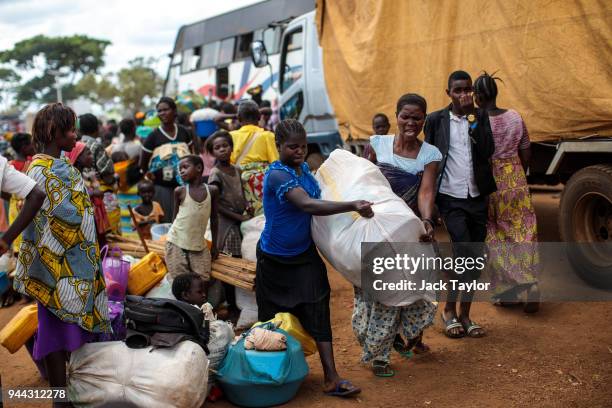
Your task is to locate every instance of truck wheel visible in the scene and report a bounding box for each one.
[306,153,325,171]
[559,164,612,289]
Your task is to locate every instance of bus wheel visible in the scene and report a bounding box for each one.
[559,164,612,289]
[306,153,325,172]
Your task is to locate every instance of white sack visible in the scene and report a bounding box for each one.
[235,287,259,329]
[240,215,266,262]
[312,149,435,307]
[68,341,208,408]
[207,320,235,374]
[190,107,219,122]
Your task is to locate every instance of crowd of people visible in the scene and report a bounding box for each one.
[0,68,539,405]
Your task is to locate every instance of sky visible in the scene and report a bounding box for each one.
[0,0,263,76]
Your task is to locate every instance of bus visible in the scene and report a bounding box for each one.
[163,0,315,104]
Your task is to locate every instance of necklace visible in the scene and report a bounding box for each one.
[159,124,178,141]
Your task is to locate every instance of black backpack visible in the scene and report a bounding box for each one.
[124,295,209,352]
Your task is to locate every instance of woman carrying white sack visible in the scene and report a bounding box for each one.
[354,93,441,377]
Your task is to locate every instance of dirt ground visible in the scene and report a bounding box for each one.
[1,188,611,408]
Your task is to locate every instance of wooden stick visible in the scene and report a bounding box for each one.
[211,271,254,291]
[127,204,150,254]
[211,264,256,283]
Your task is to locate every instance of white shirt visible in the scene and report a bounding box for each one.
[0,155,37,199]
[438,111,480,198]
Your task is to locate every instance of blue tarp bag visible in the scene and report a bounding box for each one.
[216,324,309,407]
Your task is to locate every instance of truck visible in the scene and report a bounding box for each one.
[250,0,612,288]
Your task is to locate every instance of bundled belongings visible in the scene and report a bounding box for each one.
[0,304,38,353]
[124,295,209,352]
[254,312,317,356]
[244,327,287,351]
[68,341,208,408]
[312,149,436,307]
[200,303,235,382]
[217,327,308,408]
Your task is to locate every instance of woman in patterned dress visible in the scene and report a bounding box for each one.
[355,93,440,377]
[474,72,540,313]
[14,103,111,407]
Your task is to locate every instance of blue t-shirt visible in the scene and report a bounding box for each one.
[259,161,321,257]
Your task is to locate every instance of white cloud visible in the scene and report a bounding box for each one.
[0,0,264,75]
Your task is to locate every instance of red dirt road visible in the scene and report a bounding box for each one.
[1,189,611,407]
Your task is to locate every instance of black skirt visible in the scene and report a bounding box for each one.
[255,242,332,342]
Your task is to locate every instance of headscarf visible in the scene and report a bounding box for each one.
[65,141,87,165]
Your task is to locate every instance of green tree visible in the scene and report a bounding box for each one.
[0,67,20,103]
[117,57,162,113]
[75,73,118,107]
[0,34,110,105]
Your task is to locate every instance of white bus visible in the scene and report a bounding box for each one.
[163,0,315,103]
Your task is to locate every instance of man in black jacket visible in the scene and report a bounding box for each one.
[424,70,496,339]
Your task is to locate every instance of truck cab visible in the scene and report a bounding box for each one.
[251,11,342,169]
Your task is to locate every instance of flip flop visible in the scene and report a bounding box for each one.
[462,320,486,338]
[441,312,465,338]
[372,360,395,377]
[393,335,413,358]
[324,380,362,397]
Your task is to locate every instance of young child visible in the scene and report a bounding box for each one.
[372,113,391,136]
[207,130,250,317]
[66,142,111,246]
[207,131,250,257]
[363,113,391,160]
[257,119,373,398]
[165,155,219,301]
[8,133,36,254]
[13,103,111,406]
[133,180,165,240]
[171,273,207,307]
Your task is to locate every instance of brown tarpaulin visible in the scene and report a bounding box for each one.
[316,0,612,142]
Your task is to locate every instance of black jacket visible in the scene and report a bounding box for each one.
[424,105,497,197]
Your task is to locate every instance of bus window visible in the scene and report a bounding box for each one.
[234,32,254,60]
[201,42,219,68]
[190,46,201,71]
[218,37,235,66]
[280,28,304,92]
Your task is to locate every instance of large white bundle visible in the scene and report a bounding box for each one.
[190,107,219,122]
[68,341,208,408]
[312,149,434,306]
[235,215,266,328]
[240,215,266,262]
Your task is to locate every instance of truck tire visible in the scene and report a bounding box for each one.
[559,164,612,289]
[306,153,325,171]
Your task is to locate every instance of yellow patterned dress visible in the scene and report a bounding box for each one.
[13,154,110,333]
[485,110,539,299]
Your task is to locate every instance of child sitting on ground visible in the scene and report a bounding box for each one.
[133,180,165,240]
[66,141,111,247]
[165,155,219,303]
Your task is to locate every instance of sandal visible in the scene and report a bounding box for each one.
[324,379,362,397]
[393,334,413,358]
[413,340,430,355]
[372,360,395,377]
[441,312,465,338]
[462,320,486,338]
